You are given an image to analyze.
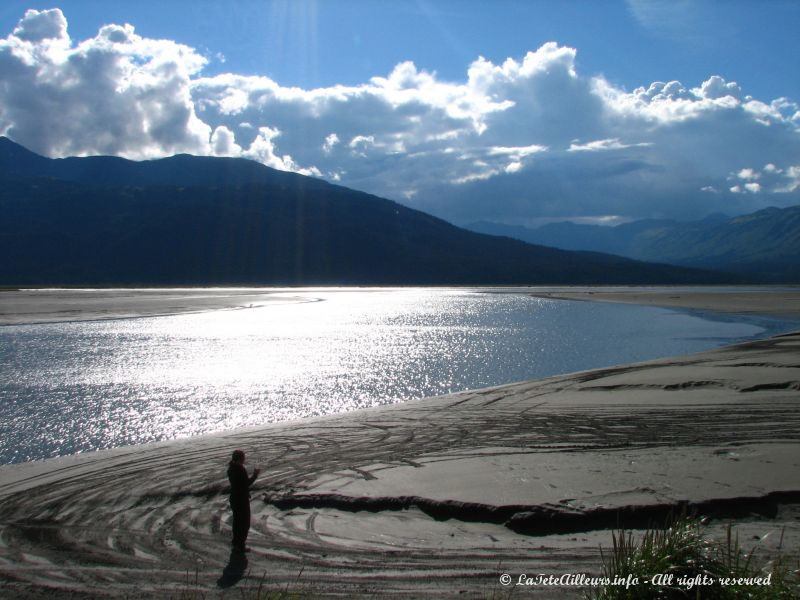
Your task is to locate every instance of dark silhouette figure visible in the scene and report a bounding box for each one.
[217,549,248,588]
[227,449,260,553]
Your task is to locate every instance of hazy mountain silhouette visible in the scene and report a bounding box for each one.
[468,207,800,282]
[0,137,738,286]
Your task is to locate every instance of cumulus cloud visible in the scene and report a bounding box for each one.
[1,8,798,224]
[210,125,240,156]
[730,182,761,194]
[693,75,742,100]
[322,133,339,154]
[0,8,315,173]
[242,126,321,177]
[0,8,211,159]
[729,164,800,194]
[12,6,68,42]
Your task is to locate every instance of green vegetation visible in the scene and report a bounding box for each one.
[169,567,317,599]
[587,516,799,599]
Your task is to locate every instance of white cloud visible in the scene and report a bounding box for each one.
[349,135,375,150]
[489,144,548,157]
[0,8,798,225]
[737,168,759,180]
[729,181,762,194]
[568,138,651,152]
[210,125,241,156]
[0,8,211,159]
[322,133,339,154]
[693,76,742,100]
[451,167,502,185]
[12,7,68,43]
[217,87,250,115]
[242,126,320,176]
[726,164,800,194]
[575,215,629,226]
[595,77,743,124]
[776,166,800,193]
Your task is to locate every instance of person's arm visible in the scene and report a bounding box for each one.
[248,467,260,487]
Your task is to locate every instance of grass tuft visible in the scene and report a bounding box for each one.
[170,565,316,599]
[586,515,799,599]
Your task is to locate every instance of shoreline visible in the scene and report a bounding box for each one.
[0,290,798,597]
[4,285,800,326]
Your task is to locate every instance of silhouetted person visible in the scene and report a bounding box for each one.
[227,449,260,553]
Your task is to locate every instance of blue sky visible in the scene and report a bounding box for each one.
[3,1,799,98]
[1,1,799,226]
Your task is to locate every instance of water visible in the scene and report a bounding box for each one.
[1,288,796,464]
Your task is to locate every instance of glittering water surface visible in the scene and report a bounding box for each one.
[0,289,795,463]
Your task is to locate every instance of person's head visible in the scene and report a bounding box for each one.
[231,449,245,464]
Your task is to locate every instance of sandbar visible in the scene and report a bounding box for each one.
[529,288,800,320]
[0,288,311,325]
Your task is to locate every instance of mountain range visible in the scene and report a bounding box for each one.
[468,206,800,283]
[0,137,740,286]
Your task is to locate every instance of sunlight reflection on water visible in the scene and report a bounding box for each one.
[0,289,793,463]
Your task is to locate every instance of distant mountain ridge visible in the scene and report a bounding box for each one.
[0,137,737,286]
[468,207,800,282]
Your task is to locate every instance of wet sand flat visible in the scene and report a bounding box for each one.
[0,290,798,598]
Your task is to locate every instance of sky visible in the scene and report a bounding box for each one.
[0,1,798,227]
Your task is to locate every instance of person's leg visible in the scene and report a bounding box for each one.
[241,502,251,548]
[230,498,246,549]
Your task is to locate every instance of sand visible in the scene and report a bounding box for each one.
[0,288,315,325]
[0,289,798,598]
[529,288,800,320]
